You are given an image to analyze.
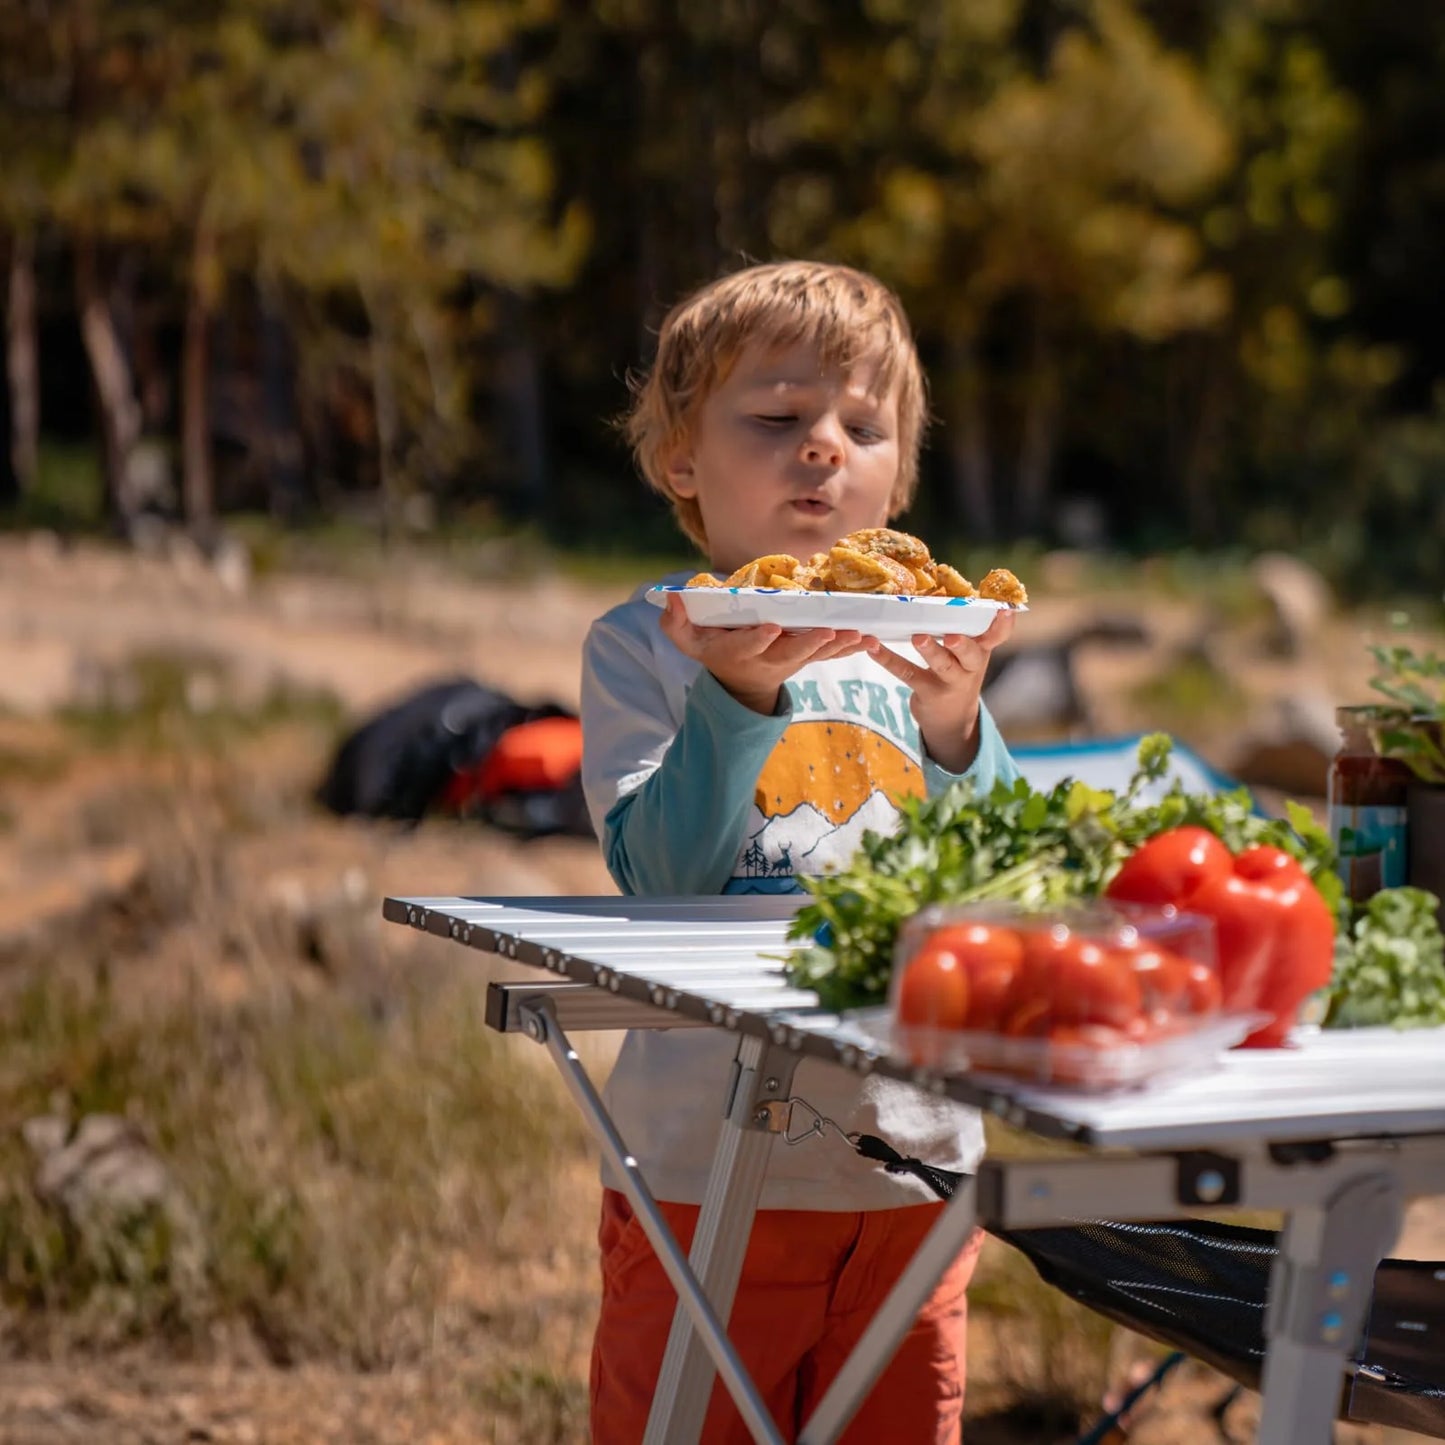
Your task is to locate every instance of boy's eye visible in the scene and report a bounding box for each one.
[753,414,796,426]
[848,424,882,442]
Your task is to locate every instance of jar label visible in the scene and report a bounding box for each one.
[1331,803,1408,898]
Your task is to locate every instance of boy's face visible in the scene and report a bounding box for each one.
[665,339,903,575]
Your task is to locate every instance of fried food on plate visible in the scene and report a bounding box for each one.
[977,567,1028,605]
[931,563,978,599]
[683,528,1028,603]
[839,527,932,567]
[825,546,916,594]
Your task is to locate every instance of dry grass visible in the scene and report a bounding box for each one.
[0,648,605,1443]
[0,967,594,1369]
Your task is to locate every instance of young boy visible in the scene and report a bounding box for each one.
[580,260,1020,1443]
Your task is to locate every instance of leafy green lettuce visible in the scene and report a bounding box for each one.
[1324,886,1445,1029]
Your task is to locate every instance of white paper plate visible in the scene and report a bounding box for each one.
[647,586,1025,641]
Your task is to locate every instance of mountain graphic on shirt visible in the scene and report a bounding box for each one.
[734,720,924,881]
[798,789,900,871]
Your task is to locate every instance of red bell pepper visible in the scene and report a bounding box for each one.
[1106,832,1335,1047]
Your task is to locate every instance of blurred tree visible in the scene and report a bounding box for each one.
[1166,1,1362,545]
[762,0,1231,538]
[47,0,588,533]
[0,0,69,502]
[257,0,589,530]
[1316,3,1445,413]
[3,0,1443,594]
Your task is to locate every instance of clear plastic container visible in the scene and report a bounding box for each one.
[886,901,1255,1091]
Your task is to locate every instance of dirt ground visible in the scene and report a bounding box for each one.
[0,533,1441,1444]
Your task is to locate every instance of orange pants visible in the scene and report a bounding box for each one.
[589,1188,984,1445]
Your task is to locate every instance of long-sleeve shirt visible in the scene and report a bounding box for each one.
[580,575,1022,1209]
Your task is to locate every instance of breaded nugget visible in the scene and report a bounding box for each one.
[838,527,933,567]
[826,546,915,594]
[793,552,832,589]
[724,554,804,587]
[685,572,724,588]
[978,567,1028,605]
[751,553,803,580]
[906,561,940,594]
[932,564,978,599]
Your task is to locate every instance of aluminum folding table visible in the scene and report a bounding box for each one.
[383,892,1445,1445]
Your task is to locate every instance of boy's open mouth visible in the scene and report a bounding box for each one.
[791,498,832,516]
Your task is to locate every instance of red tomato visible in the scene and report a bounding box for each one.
[1106,827,1231,907]
[1047,1022,1124,1049]
[896,942,971,1031]
[925,924,1025,976]
[999,927,1069,1034]
[1001,993,1053,1038]
[1055,943,1143,1029]
[1120,945,1222,1017]
[924,924,1025,1032]
[1123,1009,1180,1041]
[1005,929,1143,1032]
[962,961,1017,1031]
[1043,1023,1125,1085]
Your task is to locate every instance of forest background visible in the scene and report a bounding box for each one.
[3,3,1445,1443]
[3,0,1445,597]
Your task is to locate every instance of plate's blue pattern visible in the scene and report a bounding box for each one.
[651,586,995,606]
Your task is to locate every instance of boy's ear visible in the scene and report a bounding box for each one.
[663,441,698,499]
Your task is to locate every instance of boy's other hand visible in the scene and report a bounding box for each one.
[866,609,1016,774]
[661,594,867,715]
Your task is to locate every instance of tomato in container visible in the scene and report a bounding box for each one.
[888,902,1248,1090]
[894,922,1021,1065]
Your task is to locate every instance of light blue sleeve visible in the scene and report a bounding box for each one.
[920,701,1021,797]
[603,670,792,896]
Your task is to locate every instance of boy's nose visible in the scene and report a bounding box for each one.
[800,422,844,468]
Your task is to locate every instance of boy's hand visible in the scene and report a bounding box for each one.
[661,594,867,715]
[866,610,1015,773]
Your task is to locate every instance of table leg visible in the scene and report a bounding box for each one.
[1257,1170,1405,1445]
[646,1035,800,1445]
[518,1000,787,1445]
[797,1173,980,1445]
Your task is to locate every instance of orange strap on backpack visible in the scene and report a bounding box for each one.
[474,715,584,798]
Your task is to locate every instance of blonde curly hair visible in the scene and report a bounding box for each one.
[624,261,929,552]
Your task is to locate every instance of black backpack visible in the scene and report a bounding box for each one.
[316,677,590,837]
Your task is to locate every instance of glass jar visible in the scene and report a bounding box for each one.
[1327,705,1411,903]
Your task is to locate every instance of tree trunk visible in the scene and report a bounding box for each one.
[181,216,217,532]
[944,330,996,540]
[75,235,143,530]
[1015,305,1060,537]
[495,290,548,521]
[1180,336,1227,545]
[259,281,306,520]
[362,285,401,543]
[0,258,13,506]
[6,229,40,496]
